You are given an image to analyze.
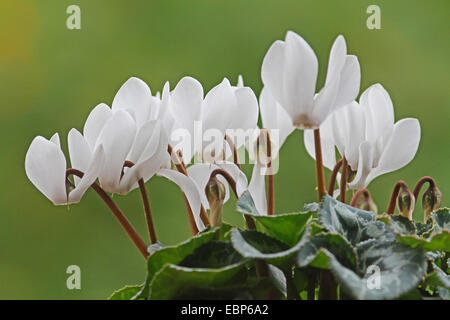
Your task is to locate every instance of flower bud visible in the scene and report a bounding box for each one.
[397,188,415,220]
[356,196,378,214]
[205,177,226,227]
[422,185,442,222]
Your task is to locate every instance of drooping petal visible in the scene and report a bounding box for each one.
[217,162,249,198]
[83,103,113,150]
[112,77,151,128]
[157,168,205,231]
[25,135,67,205]
[186,163,215,210]
[68,128,92,186]
[365,118,421,186]
[248,163,267,215]
[96,110,136,193]
[68,145,105,203]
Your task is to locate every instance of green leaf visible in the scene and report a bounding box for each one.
[296,232,357,270]
[319,195,376,245]
[329,240,427,300]
[425,265,450,290]
[252,212,312,246]
[230,227,310,268]
[148,241,248,299]
[389,215,416,235]
[136,229,217,299]
[397,230,450,252]
[108,285,143,300]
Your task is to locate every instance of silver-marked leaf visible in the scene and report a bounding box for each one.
[329,241,427,300]
[236,190,259,215]
[433,208,450,232]
[389,215,416,235]
[320,195,376,245]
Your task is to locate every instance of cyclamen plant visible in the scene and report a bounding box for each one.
[25,31,448,300]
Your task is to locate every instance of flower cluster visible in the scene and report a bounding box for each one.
[25,31,426,257]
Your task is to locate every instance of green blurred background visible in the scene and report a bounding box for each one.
[0,0,448,299]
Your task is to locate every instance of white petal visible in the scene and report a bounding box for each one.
[25,135,67,205]
[170,76,203,132]
[217,162,249,197]
[303,126,336,171]
[311,76,340,126]
[348,141,375,189]
[127,120,160,163]
[203,78,236,132]
[68,128,92,186]
[236,75,244,87]
[186,163,216,210]
[68,145,105,203]
[324,35,347,87]
[259,87,295,155]
[112,77,151,128]
[96,110,136,193]
[248,163,267,215]
[261,40,287,113]
[157,168,205,231]
[50,133,61,147]
[361,84,394,142]
[283,31,318,125]
[231,86,259,135]
[333,55,361,109]
[83,103,113,150]
[365,118,420,186]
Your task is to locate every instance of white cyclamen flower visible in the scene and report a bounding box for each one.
[261,31,361,129]
[25,133,105,205]
[304,84,421,189]
[164,76,259,163]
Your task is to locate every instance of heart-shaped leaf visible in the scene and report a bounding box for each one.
[389,215,417,235]
[148,241,248,299]
[329,240,427,300]
[136,228,217,299]
[230,227,310,268]
[296,232,357,270]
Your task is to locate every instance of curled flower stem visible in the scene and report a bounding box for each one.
[259,128,275,216]
[386,180,409,215]
[66,168,149,259]
[339,157,348,203]
[224,134,242,170]
[167,145,210,234]
[123,161,157,245]
[210,168,256,230]
[313,129,327,202]
[327,159,343,196]
[349,188,371,207]
[413,176,437,200]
